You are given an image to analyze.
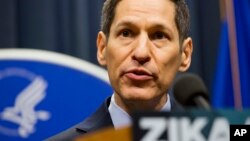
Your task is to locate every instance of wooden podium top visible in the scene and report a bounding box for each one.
[74,126,132,141]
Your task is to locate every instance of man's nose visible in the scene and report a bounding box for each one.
[132,34,151,64]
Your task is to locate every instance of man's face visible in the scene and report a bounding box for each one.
[97,0,192,103]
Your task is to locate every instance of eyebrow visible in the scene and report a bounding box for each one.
[114,19,175,36]
[115,19,138,29]
[149,24,173,33]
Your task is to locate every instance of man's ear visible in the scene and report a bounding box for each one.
[179,37,193,72]
[96,31,107,66]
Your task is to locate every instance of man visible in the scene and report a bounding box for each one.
[47,0,192,140]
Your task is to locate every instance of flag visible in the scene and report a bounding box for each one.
[212,0,250,109]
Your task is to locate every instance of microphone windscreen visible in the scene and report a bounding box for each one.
[173,73,209,106]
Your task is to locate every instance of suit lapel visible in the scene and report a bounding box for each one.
[75,97,113,133]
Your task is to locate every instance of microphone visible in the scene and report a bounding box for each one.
[173,73,211,110]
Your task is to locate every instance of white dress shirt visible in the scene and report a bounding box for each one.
[108,94,171,129]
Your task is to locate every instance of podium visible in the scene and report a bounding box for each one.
[75,126,131,141]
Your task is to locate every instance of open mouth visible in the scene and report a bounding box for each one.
[125,69,153,81]
[133,70,149,75]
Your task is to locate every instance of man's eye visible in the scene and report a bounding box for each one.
[153,32,167,40]
[121,30,132,37]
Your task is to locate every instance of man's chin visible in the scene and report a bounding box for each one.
[120,89,156,101]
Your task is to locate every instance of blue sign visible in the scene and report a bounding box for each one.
[0,49,113,140]
[133,110,250,141]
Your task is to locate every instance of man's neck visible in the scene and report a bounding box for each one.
[108,94,171,129]
[113,93,168,115]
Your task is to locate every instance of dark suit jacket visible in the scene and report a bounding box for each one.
[46,96,182,141]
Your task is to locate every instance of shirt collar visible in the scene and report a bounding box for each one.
[108,94,171,129]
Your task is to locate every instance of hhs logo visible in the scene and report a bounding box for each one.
[0,68,50,138]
